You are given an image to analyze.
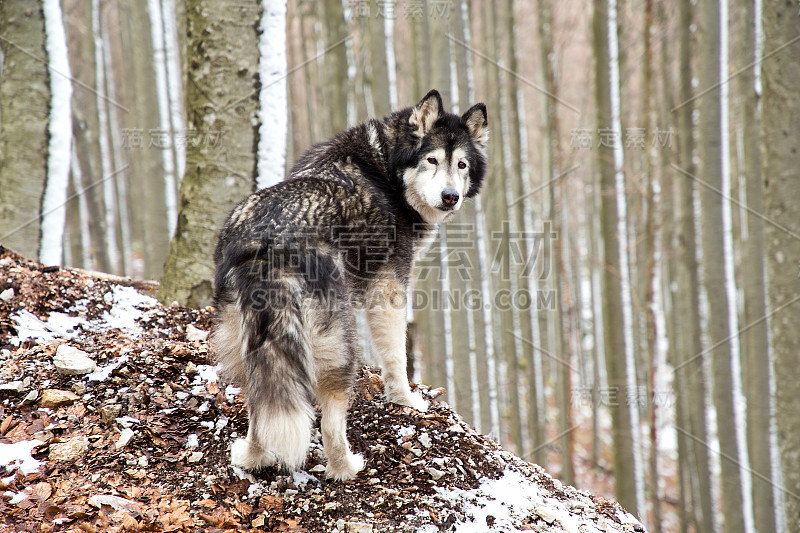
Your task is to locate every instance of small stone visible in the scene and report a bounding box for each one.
[409,447,423,457]
[535,506,557,524]
[309,464,326,473]
[336,519,346,531]
[22,390,38,404]
[88,494,142,514]
[368,478,380,485]
[71,382,86,396]
[39,389,79,408]
[115,428,135,450]
[324,502,340,511]
[53,345,97,375]
[427,467,446,481]
[447,424,464,434]
[186,362,198,375]
[50,436,89,462]
[346,522,373,533]
[0,288,14,302]
[101,405,122,425]
[0,381,24,393]
[418,433,432,448]
[186,324,209,342]
[187,451,203,463]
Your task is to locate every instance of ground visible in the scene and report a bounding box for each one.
[0,247,645,532]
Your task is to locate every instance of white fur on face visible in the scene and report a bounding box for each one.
[403,147,471,224]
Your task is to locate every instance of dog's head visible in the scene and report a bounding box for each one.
[394,90,488,224]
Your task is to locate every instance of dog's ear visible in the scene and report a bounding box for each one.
[462,103,489,149]
[410,89,444,137]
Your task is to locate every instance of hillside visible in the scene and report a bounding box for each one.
[0,247,645,532]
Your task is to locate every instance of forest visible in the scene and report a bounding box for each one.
[0,0,799,532]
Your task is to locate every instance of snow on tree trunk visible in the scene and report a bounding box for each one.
[257,0,288,189]
[39,0,74,266]
[147,0,178,236]
[160,0,185,182]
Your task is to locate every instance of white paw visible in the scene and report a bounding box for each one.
[326,452,365,481]
[388,390,429,412]
[231,438,275,470]
[230,438,251,468]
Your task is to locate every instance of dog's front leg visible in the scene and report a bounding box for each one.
[366,278,428,412]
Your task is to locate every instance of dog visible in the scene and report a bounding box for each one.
[211,89,488,481]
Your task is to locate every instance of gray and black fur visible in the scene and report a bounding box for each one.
[212,90,488,480]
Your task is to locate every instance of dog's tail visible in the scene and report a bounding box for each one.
[213,274,314,472]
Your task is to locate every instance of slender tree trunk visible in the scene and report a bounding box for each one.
[0,2,50,259]
[593,0,644,515]
[737,1,777,530]
[673,1,716,530]
[321,0,348,137]
[40,0,74,267]
[697,0,748,530]
[762,3,800,532]
[158,0,262,306]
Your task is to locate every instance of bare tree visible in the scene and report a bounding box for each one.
[158,0,264,306]
[762,2,800,532]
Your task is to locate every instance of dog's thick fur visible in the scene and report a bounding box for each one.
[212,90,488,481]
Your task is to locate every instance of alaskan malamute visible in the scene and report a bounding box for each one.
[212,90,488,480]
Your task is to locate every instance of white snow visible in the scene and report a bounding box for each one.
[438,467,637,533]
[102,285,158,331]
[87,353,129,382]
[39,0,74,266]
[9,310,83,346]
[256,0,288,189]
[0,440,43,476]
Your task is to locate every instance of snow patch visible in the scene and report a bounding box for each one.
[88,353,129,382]
[9,310,83,346]
[0,440,43,476]
[102,286,157,331]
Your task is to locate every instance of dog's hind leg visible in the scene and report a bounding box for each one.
[308,306,364,481]
[226,278,315,472]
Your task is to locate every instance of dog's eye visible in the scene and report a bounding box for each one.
[427,157,438,165]
[458,161,467,169]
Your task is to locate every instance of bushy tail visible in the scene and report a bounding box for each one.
[213,274,315,471]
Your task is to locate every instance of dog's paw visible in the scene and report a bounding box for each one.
[388,390,429,412]
[231,438,275,470]
[325,452,365,481]
[231,438,252,468]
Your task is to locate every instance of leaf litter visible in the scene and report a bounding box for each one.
[0,246,645,532]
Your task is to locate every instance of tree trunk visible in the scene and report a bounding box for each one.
[158,0,262,307]
[0,2,50,259]
[697,0,747,530]
[737,1,777,531]
[593,0,643,515]
[762,3,800,532]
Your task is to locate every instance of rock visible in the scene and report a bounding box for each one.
[187,451,203,463]
[22,390,38,404]
[346,523,373,533]
[100,404,122,425]
[418,432,432,448]
[53,345,97,375]
[535,506,557,524]
[71,382,86,395]
[50,436,89,462]
[39,389,79,408]
[447,424,465,434]
[186,324,209,342]
[427,467,446,481]
[88,494,142,514]
[0,288,14,302]
[0,381,24,393]
[115,428,135,450]
[185,361,198,375]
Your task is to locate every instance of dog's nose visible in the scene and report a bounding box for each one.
[441,188,460,206]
